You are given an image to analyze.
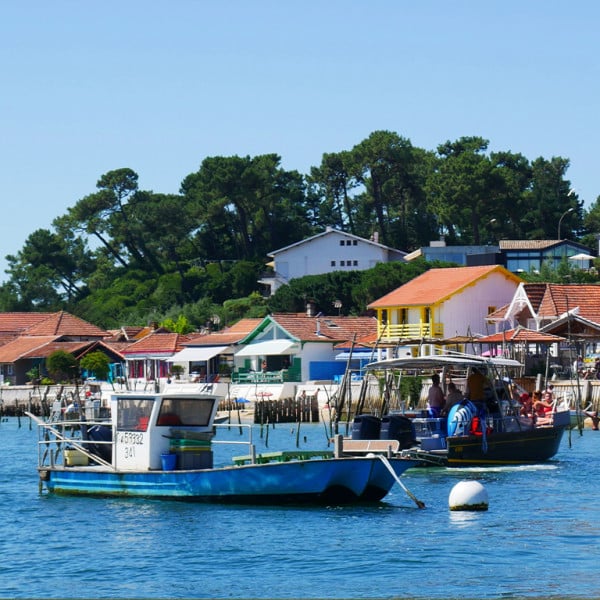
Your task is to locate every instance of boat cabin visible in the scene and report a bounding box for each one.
[102,393,219,471]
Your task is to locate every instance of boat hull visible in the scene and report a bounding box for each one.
[445,425,566,467]
[39,457,416,504]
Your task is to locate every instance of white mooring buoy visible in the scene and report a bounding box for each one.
[448,480,489,511]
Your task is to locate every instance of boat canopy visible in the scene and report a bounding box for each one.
[364,353,523,371]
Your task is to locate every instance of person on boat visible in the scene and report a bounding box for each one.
[441,382,463,416]
[509,384,522,404]
[465,367,489,403]
[519,392,533,417]
[427,373,445,417]
[532,390,553,416]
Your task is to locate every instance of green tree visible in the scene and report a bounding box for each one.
[80,351,111,380]
[426,137,501,244]
[526,157,580,240]
[160,314,194,334]
[46,350,79,382]
[308,150,358,231]
[181,154,309,261]
[581,196,600,249]
[347,131,424,247]
[4,228,93,309]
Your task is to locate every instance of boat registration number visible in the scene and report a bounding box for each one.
[118,431,144,445]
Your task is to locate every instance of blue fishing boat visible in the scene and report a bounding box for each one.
[28,391,419,504]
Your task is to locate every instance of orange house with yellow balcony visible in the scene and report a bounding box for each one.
[367,265,522,354]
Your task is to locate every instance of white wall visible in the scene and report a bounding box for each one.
[297,342,339,381]
[440,272,519,338]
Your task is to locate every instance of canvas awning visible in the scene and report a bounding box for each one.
[335,350,374,361]
[167,346,228,362]
[235,339,298,357]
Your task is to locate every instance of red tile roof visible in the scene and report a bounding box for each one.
[268,313,377,343]
[21,340,96,360]
[477,327,565,344]
[0,336,59,362]
[183,319,263,347]
[101,340,133,355]
[23,311,108,337]
[121,332,193,355]
[368,266,521,308]
[536,284,600,322]
[0,312,56,334]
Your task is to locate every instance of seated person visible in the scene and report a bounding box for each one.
[532,390,553,417]
[519,393,533,417]
[441,382,463,416]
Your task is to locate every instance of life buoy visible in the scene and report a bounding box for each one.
[447,400,477,436]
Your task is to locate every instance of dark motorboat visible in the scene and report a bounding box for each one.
[342,354,570,467]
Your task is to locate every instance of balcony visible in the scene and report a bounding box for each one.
[378,322,444,340]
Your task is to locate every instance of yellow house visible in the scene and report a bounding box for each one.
[367,265,523,351]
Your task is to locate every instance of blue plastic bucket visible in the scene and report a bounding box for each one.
[161,453,177,471]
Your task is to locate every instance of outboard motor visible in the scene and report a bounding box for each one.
[380,415,417,449]
[351,415,381,440]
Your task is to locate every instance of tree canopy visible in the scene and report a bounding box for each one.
[0,131,594,329]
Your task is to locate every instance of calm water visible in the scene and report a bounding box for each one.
[1,417,599,600]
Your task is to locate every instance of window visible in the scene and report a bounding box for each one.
[353,240,357,246]
[487,306,497,315]
[158,396,216,427]
[331,260,336,266]
[339,240,344,246]
[117,397,155,431]
[340,260,345,266]
[353,260,358,266]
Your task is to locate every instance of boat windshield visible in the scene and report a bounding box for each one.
[117,397,155,431]
[157,396,215,427]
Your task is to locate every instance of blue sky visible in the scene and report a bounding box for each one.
[1,1,599,281]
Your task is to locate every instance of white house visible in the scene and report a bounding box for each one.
[259,227,406,295]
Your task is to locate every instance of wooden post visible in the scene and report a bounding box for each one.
[334,434,343,458]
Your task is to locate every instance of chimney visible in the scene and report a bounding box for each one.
[306,301,316,317]
[373,231,379,243]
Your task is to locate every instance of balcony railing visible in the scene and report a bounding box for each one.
[378,323,444,340]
